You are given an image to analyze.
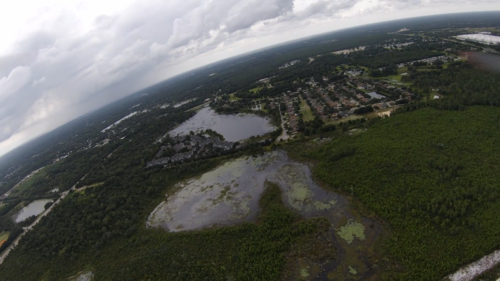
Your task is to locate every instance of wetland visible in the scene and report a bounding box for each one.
[147,151,382,280]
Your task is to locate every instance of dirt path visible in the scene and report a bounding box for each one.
[445,250,500,281]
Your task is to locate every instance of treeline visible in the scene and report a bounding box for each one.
[394,61,500,114]
[303,106,500,280]
[0,180,329,280]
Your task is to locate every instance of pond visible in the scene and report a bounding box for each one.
[168,107,275,142]
[13,199,52,223]
[147,151,348,231]
[147,151,383,279]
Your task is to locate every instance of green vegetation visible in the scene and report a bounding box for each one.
[0,232,9,244]
[337,220,365,244]
[8,168,48,198]
[249,86,264,94]
[0,182,329,280]
[298,106,500,280]
[477,263,500,280]
[2,14,500,280]
[348,266,357,275]
[201,128,225,140]
[299,96,314,122]
[228,93,242,101]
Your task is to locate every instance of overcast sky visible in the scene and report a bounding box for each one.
[0,0,498,157]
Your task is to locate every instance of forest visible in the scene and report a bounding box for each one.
[292,105,500,280]
[0,181,330,280]
[1,12,500,280]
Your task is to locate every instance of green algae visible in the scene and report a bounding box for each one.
[313,200,337,211]
[349,266,357,274]
[337,220,366,244]
[212,186,231,204]
[290,183,310,201]
[148,151,349,234]
[300,267,310,278]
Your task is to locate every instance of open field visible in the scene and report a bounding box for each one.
[0,232,9,247]
[326,107,395,125]
[186,103,207,112]
[229,93,241,101]
[8,168,48,198]
[249,86,263,94]
[299,96,314,121]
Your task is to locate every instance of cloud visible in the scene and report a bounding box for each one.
[224,0,294,32]
[0,66,31,103]
[0,0,499,157]
[32,77,46,87]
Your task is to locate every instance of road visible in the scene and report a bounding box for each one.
[0,182,88,265]
[446,250,500,281]
[0,167,45,202]
[275,104,289,143]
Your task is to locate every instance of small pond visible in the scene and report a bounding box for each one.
[13,199,52,223]
[168,107,275,142]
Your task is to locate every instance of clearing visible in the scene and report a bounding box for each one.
[0,232,9,247]
[299,96,314,122]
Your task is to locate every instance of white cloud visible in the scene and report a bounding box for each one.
[0,66,31,103]
[0,0,499,157]
[32,77,46,86]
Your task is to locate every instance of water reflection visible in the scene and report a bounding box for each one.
[14,199,52,223]
[168,107,275,142]
[147,150,381,280]
[147,151,346,231]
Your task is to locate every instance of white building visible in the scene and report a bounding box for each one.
[456,34,500,45]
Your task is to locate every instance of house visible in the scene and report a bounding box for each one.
[171,151,194,163]
[147,157,171,168]
[214,141,234,150]
[433,95,440,99]
[338,111,349,117]
[173,143,186,152]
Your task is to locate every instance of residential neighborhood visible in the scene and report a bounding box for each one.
[147,135,239,167]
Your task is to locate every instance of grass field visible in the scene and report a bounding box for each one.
[8,167,48,198]
[186,103,206,112]
[249,86,263,94]
[325,107,395,126]
[299,96,314,121]
[0,232,9,246]
[229,93,241,101]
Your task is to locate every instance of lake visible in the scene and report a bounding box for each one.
[147,151,382,279]
[169,107,275,142]
[14,199,53,223]
[147,151,349,231]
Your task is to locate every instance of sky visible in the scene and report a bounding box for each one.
[0,0,499,157]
